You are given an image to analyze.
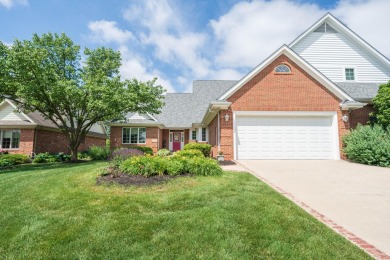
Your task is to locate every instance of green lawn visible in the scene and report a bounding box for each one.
[0,162,370,259]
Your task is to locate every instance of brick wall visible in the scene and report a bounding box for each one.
[349,104,374,129]
[35,129,106,154]
[218,54,352,160]
[110,126,159,153]
[208,114,219,157]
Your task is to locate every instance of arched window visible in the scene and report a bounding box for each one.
[275,64,291,73]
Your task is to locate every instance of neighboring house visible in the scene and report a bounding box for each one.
[0,99,107,155]
[109,13,390,160]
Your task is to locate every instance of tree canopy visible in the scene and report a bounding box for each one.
[372,81,390,129]
[0,33,165,160]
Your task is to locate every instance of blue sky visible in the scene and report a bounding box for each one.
[1,0,389,92]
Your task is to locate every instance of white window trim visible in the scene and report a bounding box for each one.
[200,127,208,142]
[275,64,291,73]
[190,129,197,141]
[343,66,357,82]
[122,127,146,144]
[0,129,21,150]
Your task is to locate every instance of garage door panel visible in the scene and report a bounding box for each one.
[236,115,336,160]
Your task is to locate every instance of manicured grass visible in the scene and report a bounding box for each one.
[0,162,370,259]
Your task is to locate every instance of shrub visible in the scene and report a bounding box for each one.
[32,152,58,163]
[174,149,204,158]
[157,148,171,157]
[120,156,165,177]
[343,124,390,167]
[87,146,110,160]
[183,143,211,157]
[130,146,154,155]
[0,154,29,167]
[110,148,144,168]
[55,152,71,162]
[166,158,184,176]
[186,157,223,176]
[78,151,90,160]
[0,149,9,155]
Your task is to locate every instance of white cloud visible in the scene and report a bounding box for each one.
[88,20,133,45]
[332,0,390,58]
[210,0,324,68]
[0,0,27,8]
[118,46,175,93]
[123,0,211,79]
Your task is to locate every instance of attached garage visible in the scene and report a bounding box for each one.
[234,112,340,160]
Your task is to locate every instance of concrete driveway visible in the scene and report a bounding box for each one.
[238,160,390,257]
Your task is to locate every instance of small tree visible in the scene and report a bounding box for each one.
[0,33,164,161]
[372,81,390,128]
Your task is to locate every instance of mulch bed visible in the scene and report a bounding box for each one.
[218,160,236,166]
[96,173,193,187]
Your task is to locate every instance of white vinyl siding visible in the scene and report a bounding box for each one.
[292,32,390,82]
[0,104,26,121]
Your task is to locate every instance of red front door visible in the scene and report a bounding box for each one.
[172,133,181,151]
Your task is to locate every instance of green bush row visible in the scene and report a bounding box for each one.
[32,152,71,164]
[183,143,211,157]
[174,149,204,158]
[119,155,222,177]
[343,124,390,167]
[0,154,30,168]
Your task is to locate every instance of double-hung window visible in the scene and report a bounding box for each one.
[122,128,146,144]
[191,130,197,140]
[0,130,20,149]
[201,128,207,142]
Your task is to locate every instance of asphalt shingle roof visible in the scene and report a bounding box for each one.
[153,80,237,128]
[335,82,382,101]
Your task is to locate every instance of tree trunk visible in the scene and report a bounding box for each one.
[70,146,78,162]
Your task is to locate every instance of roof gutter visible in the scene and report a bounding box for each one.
[340,101,367,110]
[108,122,165,128]
[200,101,231,126]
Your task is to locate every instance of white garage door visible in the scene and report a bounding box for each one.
[236,116,337,160]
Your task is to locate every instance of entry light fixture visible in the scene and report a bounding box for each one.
[224,113,230,122]
[342,114,349,122]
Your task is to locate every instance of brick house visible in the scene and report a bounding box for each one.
[109,13,390,160]
[0,99,107,155]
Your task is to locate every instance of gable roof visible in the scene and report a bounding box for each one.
[289,13,390,70]
[0,99,107,136]
[153,80,236,128]
[218,45,354,101]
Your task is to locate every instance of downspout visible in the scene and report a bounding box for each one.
[217,111,220,152]
[33,128,38,156]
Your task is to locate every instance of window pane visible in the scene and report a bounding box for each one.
[192,130,197,140]
[12,130,20,149]
[275,64,291,73]
[123,128,130,143]
[202,128,206,141]
[345,68,354,80]
[130,128,138,143]
[2,130,11,149]
[139,128,146,143]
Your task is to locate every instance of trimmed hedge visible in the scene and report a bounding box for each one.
[0,154,30,167]
[183,143,211,157]
[343,124,390,167]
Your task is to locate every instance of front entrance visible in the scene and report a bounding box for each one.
[172,133,181,151]
[169,131,184,151]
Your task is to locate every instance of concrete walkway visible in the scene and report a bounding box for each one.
[238,160,390,258]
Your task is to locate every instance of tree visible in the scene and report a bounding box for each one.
[0,33,164,161]
[372,81,390,129]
